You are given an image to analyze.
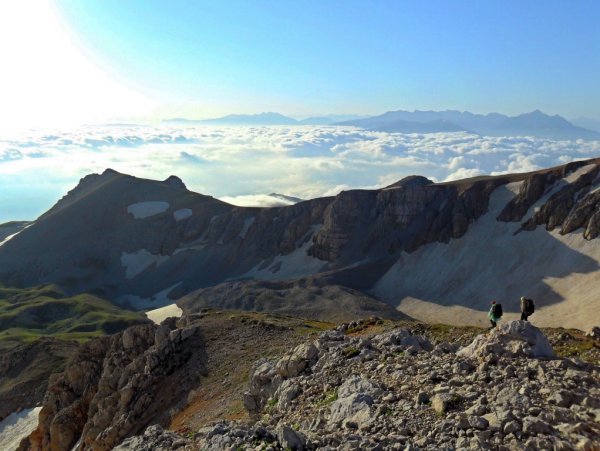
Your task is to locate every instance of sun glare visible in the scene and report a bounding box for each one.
[0,0,154,131]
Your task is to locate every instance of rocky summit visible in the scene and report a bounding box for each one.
[16,315,600,450]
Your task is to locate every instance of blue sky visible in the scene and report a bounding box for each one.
[51,0,600,120]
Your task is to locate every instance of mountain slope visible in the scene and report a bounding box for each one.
[2,160,600,329]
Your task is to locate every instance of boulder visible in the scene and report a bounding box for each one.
[275,343,319,378]
[275,423,305,451]
[457,321,555,359]
[329,393,374,429]
[431,393,461,414]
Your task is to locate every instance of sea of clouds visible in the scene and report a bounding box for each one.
[1,124,599,222]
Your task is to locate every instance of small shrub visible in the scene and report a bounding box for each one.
[343,346,360,359]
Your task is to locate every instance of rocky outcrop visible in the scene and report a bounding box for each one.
[457,321,555,359]
[523,165,600,232]
[129,319,600,450]
[308,175,504,262]
[23,321,205,451]
[65,316,600,451]
[497,172,552,222]
[112,424,192,451]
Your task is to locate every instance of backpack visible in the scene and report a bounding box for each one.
[526,299,535,315]
[493,303,503,318]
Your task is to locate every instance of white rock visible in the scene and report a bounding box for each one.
[457,320,555,359]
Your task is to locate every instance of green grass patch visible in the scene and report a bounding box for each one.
[316,389,338,406]
[0,284,150,347]
[342,346,360,359]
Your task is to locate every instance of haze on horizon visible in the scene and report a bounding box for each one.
[0,0,599,129]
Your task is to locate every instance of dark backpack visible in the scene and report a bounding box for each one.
[526,299,535,315]
[493,304,503,318]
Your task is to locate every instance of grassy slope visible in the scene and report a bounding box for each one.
[0,284,149,349]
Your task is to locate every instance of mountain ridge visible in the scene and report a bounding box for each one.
[338,109,600,139]
[2,158,600,329]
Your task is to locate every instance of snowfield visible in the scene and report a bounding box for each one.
[373,178,600,331]
[0,407,41,451]
[241,226,326,280]
[127,201,170,219]
[146,303,183,324]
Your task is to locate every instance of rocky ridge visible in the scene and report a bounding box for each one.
[113,319,600,450]
[2,159,600,320]
[15,310,332,451]
[21,320,206,451]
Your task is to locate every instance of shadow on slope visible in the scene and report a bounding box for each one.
[373,185,600,329]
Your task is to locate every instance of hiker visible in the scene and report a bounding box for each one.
[520,296,535,321]
[488,300,503,328]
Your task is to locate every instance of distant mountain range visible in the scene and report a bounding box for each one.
[163,110,600,140]
[163,112,365,126]
[338,109,600,140]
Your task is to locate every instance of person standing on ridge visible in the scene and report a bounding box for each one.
[488,300,503,329]
[520,296,535,321]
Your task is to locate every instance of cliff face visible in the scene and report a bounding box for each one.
[25,321,206,451]
[1,159,600,313]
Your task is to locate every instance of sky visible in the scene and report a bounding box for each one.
[0,0,598,128]
[1,1,600,222]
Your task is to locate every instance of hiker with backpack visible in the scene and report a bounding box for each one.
[488,300,503,329]
[520,296,535,321]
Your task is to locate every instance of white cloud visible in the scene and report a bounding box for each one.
[219,194,296,208]
[1,125,599,222]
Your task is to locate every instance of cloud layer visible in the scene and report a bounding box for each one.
[1,125,599,222]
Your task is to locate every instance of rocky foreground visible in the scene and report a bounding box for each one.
[111,320,599,451]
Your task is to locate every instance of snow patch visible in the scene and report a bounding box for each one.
[146,303,183,324]
[0,407,41,451]
[127,201,169,219]
[239,216,255,239]
[564,163,597,183]
[173,208,192,221]
[121,250,169,279]
[0,223,32,248]
[240,226,326,280]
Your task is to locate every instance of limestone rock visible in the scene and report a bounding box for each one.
[275,343,319,378]
[431,393,461,414]
[457,321,555,359]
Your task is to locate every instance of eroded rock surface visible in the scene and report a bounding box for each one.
[185,321,598,450]
[22,321,206,451]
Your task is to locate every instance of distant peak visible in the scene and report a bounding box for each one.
[385,175,433,189]
[164,175,187,190]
